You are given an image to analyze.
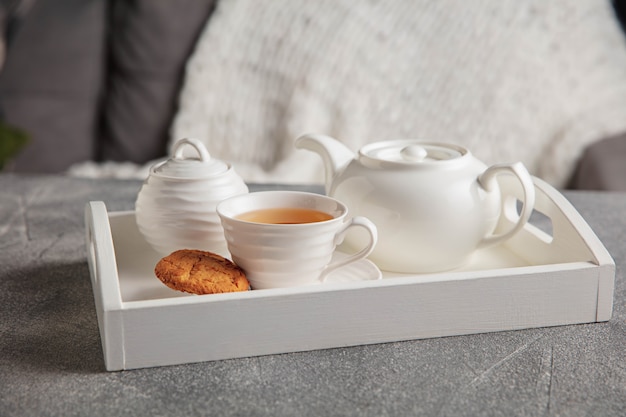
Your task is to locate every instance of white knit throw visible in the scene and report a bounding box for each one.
[171,0,626,187]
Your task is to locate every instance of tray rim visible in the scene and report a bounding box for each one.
[85,176,616,311]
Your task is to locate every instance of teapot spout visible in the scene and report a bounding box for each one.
[295,133,355,193]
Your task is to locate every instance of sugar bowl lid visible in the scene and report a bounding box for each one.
[152,138,229,178]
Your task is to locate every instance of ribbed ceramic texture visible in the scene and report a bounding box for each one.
[221,219,340,289]
[135,168,248,256]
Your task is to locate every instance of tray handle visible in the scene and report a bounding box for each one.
[497,177,611,263]
[85,201,125,370]
[85,201,123,309]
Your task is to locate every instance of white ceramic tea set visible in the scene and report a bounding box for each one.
[135,135,536,289]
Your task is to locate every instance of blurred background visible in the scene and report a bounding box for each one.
[1,0,626,190]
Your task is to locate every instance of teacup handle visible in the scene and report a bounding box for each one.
[477,162,536,248]
[320,216,378,281]
[172,138,211,163]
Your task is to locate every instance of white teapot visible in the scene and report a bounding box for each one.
[296,134,536,273]
[135,138,248,257]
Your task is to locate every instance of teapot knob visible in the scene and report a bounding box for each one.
[400,145,428,162]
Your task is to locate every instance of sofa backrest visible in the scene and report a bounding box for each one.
[0,0,216,173]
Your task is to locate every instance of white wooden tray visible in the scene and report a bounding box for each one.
[85,177,615,371]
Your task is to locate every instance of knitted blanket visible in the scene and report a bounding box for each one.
[171,0,626,187]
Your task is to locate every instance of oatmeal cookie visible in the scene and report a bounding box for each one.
[155,249,249,294]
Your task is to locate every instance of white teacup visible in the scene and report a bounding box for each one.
[216,191,378,289]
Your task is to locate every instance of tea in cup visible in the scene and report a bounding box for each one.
[216,191,378,289]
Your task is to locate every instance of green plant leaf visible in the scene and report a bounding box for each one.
[0,121,30,170]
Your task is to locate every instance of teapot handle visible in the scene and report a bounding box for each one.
[477,162,536,248]
[172,138,211,163]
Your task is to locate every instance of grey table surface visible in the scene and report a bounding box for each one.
[1,173,625,417]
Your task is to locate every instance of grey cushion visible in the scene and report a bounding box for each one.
[569,133,626,191]
[0,0,106,172]
[0,0,216,173]
[97,0,217,164]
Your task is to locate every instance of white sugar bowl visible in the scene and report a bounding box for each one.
[135,138,248,257]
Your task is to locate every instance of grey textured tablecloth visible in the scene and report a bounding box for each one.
[1,174,625,416]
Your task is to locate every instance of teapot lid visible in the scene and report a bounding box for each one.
[359,140,468,167]
[153,138,229,178]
